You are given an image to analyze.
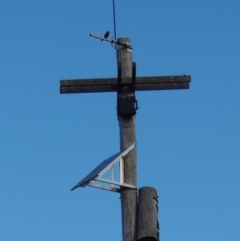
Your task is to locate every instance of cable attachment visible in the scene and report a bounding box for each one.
[117,62,138,117]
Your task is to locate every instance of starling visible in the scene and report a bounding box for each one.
[104,31,110,39]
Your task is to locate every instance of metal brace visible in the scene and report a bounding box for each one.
[89,32,133,50]
[117,62,138,117]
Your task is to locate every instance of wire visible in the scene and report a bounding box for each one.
[113,0,117,40]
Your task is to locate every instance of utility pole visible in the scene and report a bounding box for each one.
[117,38,137,241]
[60,36,191,241]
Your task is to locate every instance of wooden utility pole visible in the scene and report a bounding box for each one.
[117,38,137,241]
[138,187,159,241]
[60,35,191,241]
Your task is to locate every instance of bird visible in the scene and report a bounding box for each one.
[104,31,110,39]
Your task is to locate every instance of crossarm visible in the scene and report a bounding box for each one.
[60,75,191,94]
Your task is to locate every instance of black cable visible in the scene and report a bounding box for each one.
[113,0,117,40]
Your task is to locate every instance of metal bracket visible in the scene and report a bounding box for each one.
[117,63,138,117]
[71,143,136,193]
[89,32,133,49]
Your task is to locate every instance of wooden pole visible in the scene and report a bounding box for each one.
[117,38,137,241]
[138,187,159,241]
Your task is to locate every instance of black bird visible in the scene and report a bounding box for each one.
[104,31,110,39]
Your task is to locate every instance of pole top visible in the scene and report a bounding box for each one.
[117,38,131,44]
[117,38,133,51]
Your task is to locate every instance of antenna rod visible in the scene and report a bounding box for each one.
[113,0,117,39]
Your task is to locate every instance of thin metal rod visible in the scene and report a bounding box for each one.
[89,33,133,49]
[111,166,114,188]
[120,157,124,185]
[113,0,117,40]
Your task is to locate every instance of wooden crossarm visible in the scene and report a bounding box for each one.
[60,75,191,94]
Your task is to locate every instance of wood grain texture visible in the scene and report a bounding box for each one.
[138,187,159,241]
[117,38,138,241]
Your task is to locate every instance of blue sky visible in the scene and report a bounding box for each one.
[0,1,239,241]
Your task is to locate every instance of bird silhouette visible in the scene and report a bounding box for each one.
[104,31,110,39]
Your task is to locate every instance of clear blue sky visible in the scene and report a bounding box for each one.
[1,1,239,241]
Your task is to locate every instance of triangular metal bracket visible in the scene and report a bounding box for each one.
[71,143,136,193]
